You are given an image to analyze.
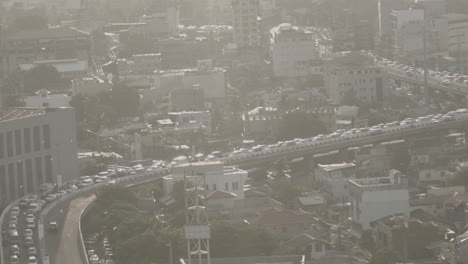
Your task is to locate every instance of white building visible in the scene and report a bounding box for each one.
[325,52,390,105]
[348,170,410,236]
[270,24,319,78]
[0,107,79,206]
[232,0,260,48]
[168,111,212,136]
[24,90,71,108]
[315,163,355,202]
[154,60,226,102]
[163,161,248,200]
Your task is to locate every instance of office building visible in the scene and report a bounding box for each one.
[0,107,79,205]
[232,0,260,49]
[325,52,390,105]
[269,24,318,78]
[378,0,410,38]
[348,170,410,236]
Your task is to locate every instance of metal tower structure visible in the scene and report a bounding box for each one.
[184,167,211,264]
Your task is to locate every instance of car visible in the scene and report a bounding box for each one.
[45,194,57,203]
[24,229,33,238]
[48,222,58,231]
[10,255,19,264]
[26,222,36,230]
[10,244,20,255]
[24,236,34,247]
[27,256,38,264]
[27,247,37,256]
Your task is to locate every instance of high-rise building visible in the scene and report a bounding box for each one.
[0,107,79,206]
[232,0,260,49]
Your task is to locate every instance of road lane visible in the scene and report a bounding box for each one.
[53,195,95,264]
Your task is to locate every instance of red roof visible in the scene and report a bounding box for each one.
[251,208,316,225]
[207,191,237,200]
[8,27,89,41]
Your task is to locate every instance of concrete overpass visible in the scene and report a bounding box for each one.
[219,115,468,169]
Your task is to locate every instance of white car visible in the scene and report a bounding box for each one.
[27,256,38,264]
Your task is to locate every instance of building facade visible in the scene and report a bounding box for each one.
[0,108,79,206]
[325,52,390,105]
[314,163,355,203]
[232,0,260,49]
[348,170,410,236]
[270,24,318,78]
[242,107,282,141]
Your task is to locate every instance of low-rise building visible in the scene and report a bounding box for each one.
[417,167,455,187]
[71,76,112,97]
[250,208,317,241]
[24,90,71,108]
[168,111,212,136]
[130,53,161,74]
[154,60,226,103]
[348,170,410,237]
[19,59,88,80]
[164,161,248,200]
[242,107,282,141]
[370,214,452,260]
[314,163,355,203]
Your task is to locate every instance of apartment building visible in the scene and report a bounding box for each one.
[325,52,390,105]
[0,108,79,206]
[314,163,355,203]
[270,23,318,78]
[348,170,410,236]
[232,0,260,49]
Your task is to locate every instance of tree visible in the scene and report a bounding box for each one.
[279,110,327,140]
[23,65,61,95]
[370,249,401,264]
[96,185,138,210]
[210,221,277,257]
[110,83,140,117]
[270,181,301,208]
[452,169,468,187]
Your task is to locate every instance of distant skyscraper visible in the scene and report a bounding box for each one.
[231,0,260,49]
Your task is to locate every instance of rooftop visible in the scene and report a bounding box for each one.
[8,27,89,41]
[349,175,405,188]
[0,108,46,122]
[247,107,279,116]
[207,190,237,200]
[19,59,88,73]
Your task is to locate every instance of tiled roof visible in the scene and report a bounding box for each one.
[0,108,46,122]
[8,27,89,41]
[251,208,316,225]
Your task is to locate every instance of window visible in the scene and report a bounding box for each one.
[35,157,43,185]
[8,163,16,200]
[26,159,33,193]
[43,124,51,149]
[17,161,24,197]
[0,133,3,159]
[232,182,239,190]
[315,243,323,252]
[45,155,53,183]
[33,126,40,151]
[15,129,22,155]
[225,183,229,191]
[0,165,6,201]
[6,131,13,157]
[24,128,31,153]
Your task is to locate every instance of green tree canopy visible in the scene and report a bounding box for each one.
[210,221,277,257]
[279,110,327,140]
[110,83,140,117]
[23,65,61,95]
